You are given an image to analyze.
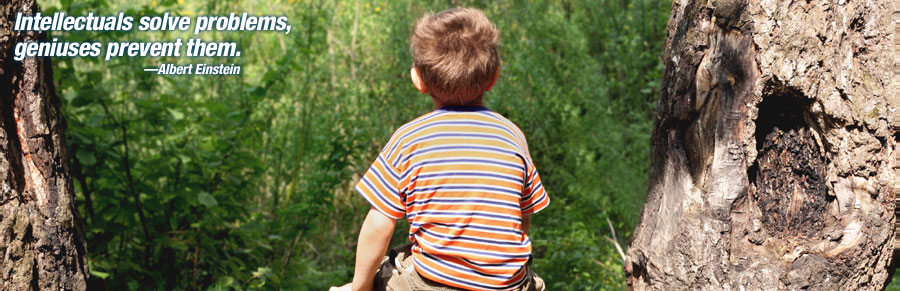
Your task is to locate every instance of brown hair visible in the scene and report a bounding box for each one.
[410,8,500,105]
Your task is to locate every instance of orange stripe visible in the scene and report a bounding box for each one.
[415,177,524,192]
[412,212,521,228]
[416,164,523,176]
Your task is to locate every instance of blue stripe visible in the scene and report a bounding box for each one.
[409,198,520,209]
[402,133,519,151]
[410,185,522,197]
[411,222,523,236]
[411,211,520,222]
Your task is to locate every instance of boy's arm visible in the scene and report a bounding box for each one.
[522,213,531,235]
[351,208,397,291]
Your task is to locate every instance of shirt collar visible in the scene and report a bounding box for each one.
[436,104,490,112]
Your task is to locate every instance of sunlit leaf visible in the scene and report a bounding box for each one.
[91,270,110,279]
[198,192,218,208]
[168,108,185,120]
[76,150,97,166]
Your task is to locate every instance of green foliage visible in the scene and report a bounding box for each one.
[45,0,670,289]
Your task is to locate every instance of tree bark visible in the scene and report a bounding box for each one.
[625,0,894,290]
[0,0,89,290]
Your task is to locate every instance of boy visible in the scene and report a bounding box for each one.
[332,7,548,291]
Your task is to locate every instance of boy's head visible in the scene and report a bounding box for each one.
[410,8,500,106]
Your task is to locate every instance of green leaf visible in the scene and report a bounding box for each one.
[91,270,110,279]
[76,150,97,166]
[72,88,98,107]
[166,239,188,251]
[256,241,273,251]
[198,192,218,208]
[176,153,192,164]
[199,138,215,152]
[251,267,272,278]
[167,108,184,120]
[217,276,235,287]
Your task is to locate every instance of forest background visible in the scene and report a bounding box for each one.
[36,0,898,289]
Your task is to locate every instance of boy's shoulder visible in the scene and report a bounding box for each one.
[397,107,525,135]
[386,107,530,151]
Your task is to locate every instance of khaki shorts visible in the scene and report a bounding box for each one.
[374,244,545,291]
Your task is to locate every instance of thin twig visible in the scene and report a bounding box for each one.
[350,0,360,80]
[99,99,151,266]
[605,217,626,263]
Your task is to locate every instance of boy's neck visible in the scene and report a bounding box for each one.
[432,96,484,109]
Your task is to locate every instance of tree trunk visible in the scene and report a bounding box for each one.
[0,0,89,290]
[625,0,894,289]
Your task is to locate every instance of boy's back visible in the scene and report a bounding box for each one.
[332,8,547,291]
[356,105,548,290]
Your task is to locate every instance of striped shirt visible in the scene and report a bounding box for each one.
[355,105,549,290]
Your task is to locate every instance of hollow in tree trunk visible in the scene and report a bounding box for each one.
[625,0,895,289]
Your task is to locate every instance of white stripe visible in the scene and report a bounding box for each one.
[410,201,522,212]
[411,209,521,222]
[410,196,520,208]
[410,185,522,200]
[417,226,526,245]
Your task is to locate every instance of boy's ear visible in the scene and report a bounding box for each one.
[485,68,501,92]
[410,67,428,94]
